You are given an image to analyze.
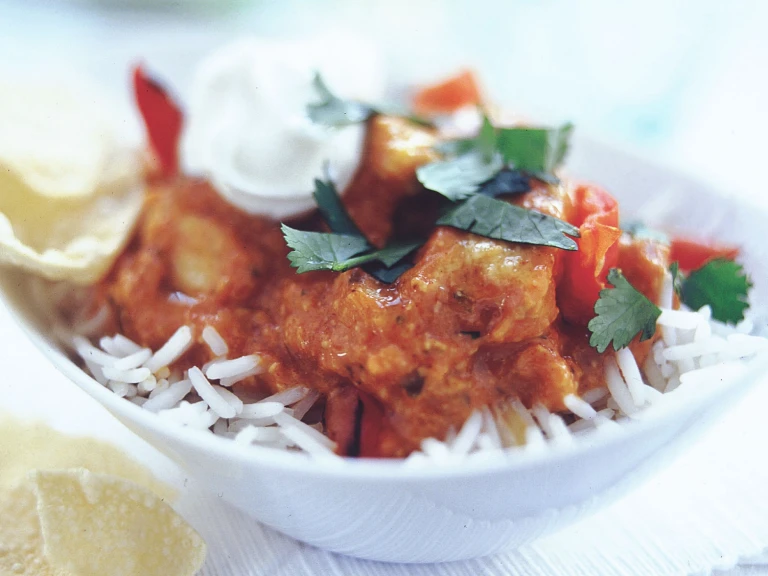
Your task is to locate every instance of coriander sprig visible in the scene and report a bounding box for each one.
[282,178,423,282]
[588,269,662,353]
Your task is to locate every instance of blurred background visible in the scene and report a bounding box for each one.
[0,0,766,197]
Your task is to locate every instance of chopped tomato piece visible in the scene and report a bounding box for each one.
[558,184,622,326]
[412,70,482,115]
[669,237,739,272]
[132,65,183,178]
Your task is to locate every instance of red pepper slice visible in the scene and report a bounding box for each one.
[412,70,482,115]
[132,64,183,179]
[669,237,739,272]
[558,184,622,326]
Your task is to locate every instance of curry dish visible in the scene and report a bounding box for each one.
[94,116,668,457]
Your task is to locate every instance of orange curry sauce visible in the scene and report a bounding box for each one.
[96,116,669,457]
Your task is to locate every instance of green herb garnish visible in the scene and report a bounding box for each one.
[283,177,423,282]
[679,258,751,324]
[415,114,577,248]
[312,177,363,236]
[282,227,370,273]
[588,268,662,353]
[437,194,579,250]
[307,74,374,127]
[307,73,431,128]
[415,152,503,201]
[495,123,573,173]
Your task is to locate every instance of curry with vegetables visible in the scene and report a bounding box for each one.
[84,68,750,457]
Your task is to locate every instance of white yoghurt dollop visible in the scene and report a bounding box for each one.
[182,38,384,220]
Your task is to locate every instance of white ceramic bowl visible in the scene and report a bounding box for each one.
[3,136,768,563]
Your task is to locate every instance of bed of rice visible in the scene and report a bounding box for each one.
[39,274,768,464]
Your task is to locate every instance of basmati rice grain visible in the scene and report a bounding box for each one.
[148,379,170,399]
[605,356,638,416]
[240,402,284,420]
[211,385,244,416]
[641,384,664,402]
[144,326,193,374]
[657,308,701,330]
[694,318,712,342]
[531,404,555,437]
[102,366,152,384]
[113,348,152,371]
[642,353,667,392]
[73,335,119,366]
[291,390,320,421]
[616,348,646,406]
[202,357,226,373]
[420,438,452,462]
[663,338,728,361]
[130,397,148,407]
[137,375,157,395]
[142,379,193,412]
[450,410,483,456]
[218,367,261,387]
[235,425,282,445]
[580,387,609,406]
[188,367,236,419]
[100,334,143,357]
[480,406,502,450]
[202,325,229,356]
[205,355,261,380]
[108,381,136,399]
[273,410,336,451]
[279,425,338,458]
[259,387,311,406]
[83,359,108,386]
[563,394,598,420]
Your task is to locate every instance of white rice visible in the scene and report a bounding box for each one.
[142,379,193,412]
[69,281,768,462]
[144,326,193,373]
[202,325,229,356]
[101,366,152,384]
[240,401,284,419]
[188,367,236,419]
[205,355,261,380]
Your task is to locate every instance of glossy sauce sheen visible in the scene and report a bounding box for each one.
[99,117,668,457]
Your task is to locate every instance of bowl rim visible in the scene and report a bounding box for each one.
[6,135,768,481]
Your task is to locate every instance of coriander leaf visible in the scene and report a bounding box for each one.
[370,240,423,267]
[312,177,364,237]
[476,115,498,162]
[436,194,579,250]
[477,168,531,197]
[363,241,423,283]
[496,122,573,173]
[307,73,374,127]
[282,225,370,273]
[669,261,684,298]
[588,268,662,353]
[680,258,751,324]
[416,152,504,201]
